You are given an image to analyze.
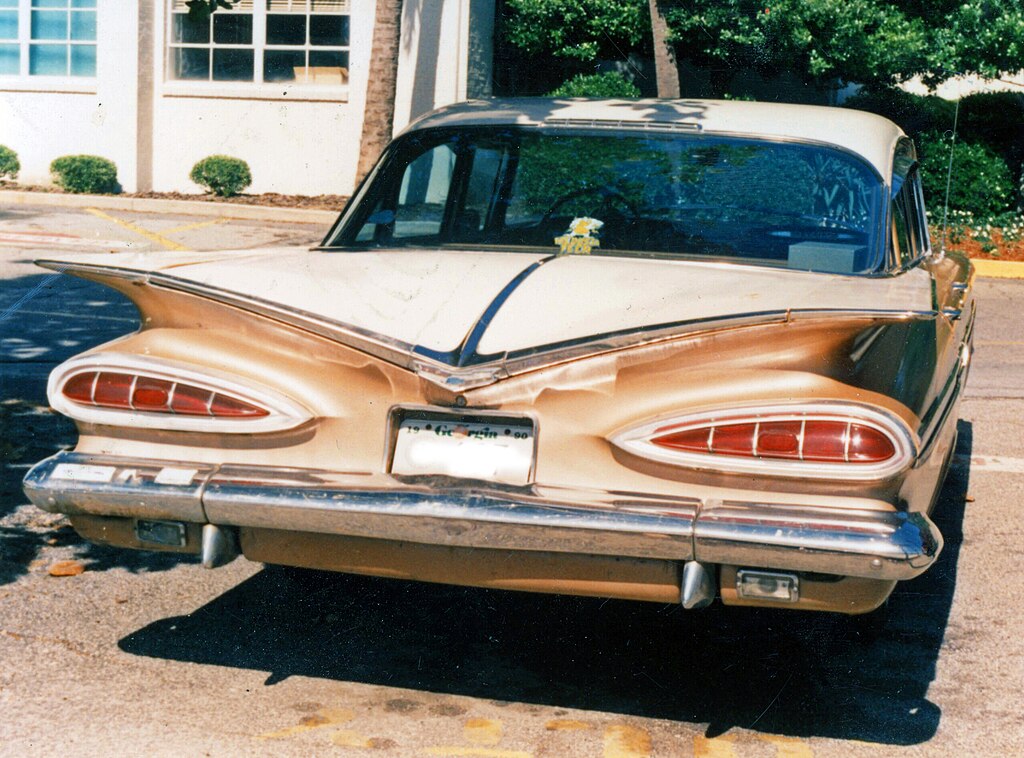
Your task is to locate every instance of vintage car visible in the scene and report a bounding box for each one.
[24,98,974,616]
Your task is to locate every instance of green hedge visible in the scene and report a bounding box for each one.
[547,72,641,98]
[190,155,252,197]
[844,88,1024,218]
[50,155,119,194]
[0,145,19,181]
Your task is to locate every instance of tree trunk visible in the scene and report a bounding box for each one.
[648,0,680,98]
[356,0,404,185]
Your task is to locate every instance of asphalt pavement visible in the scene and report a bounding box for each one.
[1,203,1022,757]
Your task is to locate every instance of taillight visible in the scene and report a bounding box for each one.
[613,404,916,480]
[651,419,895,463]
[60,370,269,418]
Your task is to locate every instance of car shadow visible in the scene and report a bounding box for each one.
[117,420,972,746]
[0,271,198,585]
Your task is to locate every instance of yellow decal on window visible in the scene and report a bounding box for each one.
[554,217,603,255]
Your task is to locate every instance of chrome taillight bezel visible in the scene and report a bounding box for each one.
[610,402,919,481]
[48,352,313,434]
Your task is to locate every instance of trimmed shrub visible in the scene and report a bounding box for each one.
[50,155,119,194]
[547,72,641,98]
[0,145,19,181]
[917,130,1013,219]
[190,155,252,197]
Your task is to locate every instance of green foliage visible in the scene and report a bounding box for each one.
[547,72,641,98]
[504,0,648,63]
[49,155,119,194]
[661,0,930,89]
[0,145,19,181]
[917,131,1013,218]
[190,155,252,197]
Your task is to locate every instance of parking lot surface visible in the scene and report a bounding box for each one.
[1,203,1022,757]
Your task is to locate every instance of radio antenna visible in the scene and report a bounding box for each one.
[939,97,961,257]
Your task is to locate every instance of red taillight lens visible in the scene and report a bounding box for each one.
[60,371,269,419]
[93,372,133,408]
[848,423,896,462]
[132,377,173,411]
[652,417,897,464]
[62,371,97,403]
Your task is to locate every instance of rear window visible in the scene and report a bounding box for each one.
[327,127,885,274]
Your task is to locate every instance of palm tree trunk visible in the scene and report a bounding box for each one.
[356,0,404,184]
[648,0,680,98]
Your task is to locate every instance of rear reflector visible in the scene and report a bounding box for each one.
[60,370,269,419]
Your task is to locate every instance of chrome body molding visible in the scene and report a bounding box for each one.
[24,451,942,581]
[36,259,939,391]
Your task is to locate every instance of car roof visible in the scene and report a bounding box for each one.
[402,98,905,181]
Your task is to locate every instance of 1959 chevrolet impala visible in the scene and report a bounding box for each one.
[24,98,974,615]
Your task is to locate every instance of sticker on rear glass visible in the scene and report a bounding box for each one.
[554,217,603,255]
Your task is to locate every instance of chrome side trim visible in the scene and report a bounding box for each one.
[23,452,942,581]
[37,259,938,391]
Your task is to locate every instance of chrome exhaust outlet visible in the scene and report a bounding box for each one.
[201,524,239,569]
[680,560,716,609]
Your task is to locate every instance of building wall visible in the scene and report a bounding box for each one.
[2,0,492,196]
[0,2,141,190]
[147,0,375,196]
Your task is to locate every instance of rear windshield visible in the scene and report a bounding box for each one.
[325,127,885,274]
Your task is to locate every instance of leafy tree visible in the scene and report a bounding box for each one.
[503,0,649,64]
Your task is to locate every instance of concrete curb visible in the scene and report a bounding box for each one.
[971,259,1024,279]
[2,190,340,225]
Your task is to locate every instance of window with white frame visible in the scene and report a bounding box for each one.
[167,0,349,86]
[0,0,97,78]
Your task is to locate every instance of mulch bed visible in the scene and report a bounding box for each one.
[2,182,348,211]
[936,228,1024,263]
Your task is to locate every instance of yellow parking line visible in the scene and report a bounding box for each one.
[160,218,227,234]
[694,734,737,758]
[603,725,652,757]
[84,207,188,251]
[759,735,814,757]
[422,748,531,758]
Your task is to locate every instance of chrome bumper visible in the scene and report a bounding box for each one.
[23,451,941,581]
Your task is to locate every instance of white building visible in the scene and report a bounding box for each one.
[0,0,494,195]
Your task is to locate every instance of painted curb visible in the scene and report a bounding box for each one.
[1,190,339,225]
[970,259,1024,279]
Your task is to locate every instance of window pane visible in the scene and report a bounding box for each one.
[171,46,209,80]
[32,0,68,8]
[266,14,305,45]
[32,10,68,40]
[70,10,95,40]
[172,13,209,43]
[0,10,17,39]
[70,43,94,75]
[0,0,18,8]
[309,14,346,46]
[308,49,347,82]
[71,0,96,7]
[393,144,456,239]
[30,44,67,74]
[263,49,304,82]
[212,47,253,80]
[213,13,252,44]
[0,43,18,74]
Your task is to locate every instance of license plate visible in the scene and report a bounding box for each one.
[390,412,535,486]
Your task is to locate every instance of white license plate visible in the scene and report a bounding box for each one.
[390,414,534,486]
